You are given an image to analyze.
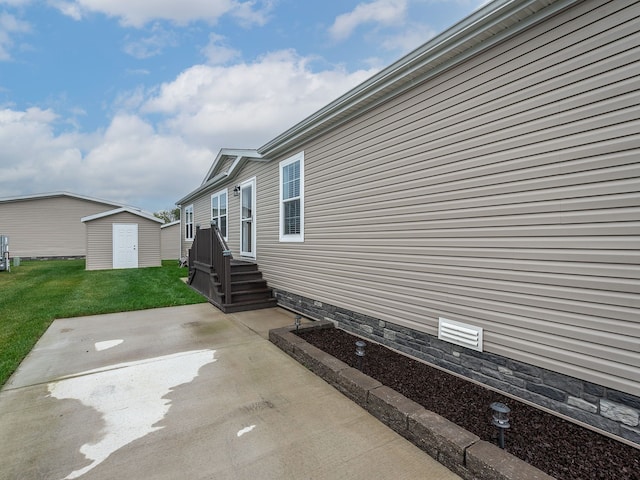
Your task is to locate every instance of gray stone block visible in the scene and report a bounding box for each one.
[335,366,382,407]
[567,396,598,414]
[606,390,640,411]
[407,409,479,466]
[620,425,640,444]
[268,328,305,355]
[466,441,555,480]
[526,382,566,402]
[291,340,349,387]
[600,400,639,427]
[542,371,582,397]
[366,385,423,434]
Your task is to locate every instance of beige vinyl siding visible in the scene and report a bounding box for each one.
[181,0,639,397]
[0,196,119,258]
[256,0,639,397]
[85,212,160,270]
[161,223,180,260]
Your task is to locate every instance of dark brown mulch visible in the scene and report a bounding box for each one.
[298,327,640,480]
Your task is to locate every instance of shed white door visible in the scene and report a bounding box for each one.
[113,224,138,269]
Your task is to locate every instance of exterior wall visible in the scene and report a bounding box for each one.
[180,0,640,442]
[161,222,180,260]
[0,195,119,258]
[85,212,161,270]
[276,289,640,445]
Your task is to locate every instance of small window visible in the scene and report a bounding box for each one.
[279,152,304,242]
[211,189,228,239]
[184,205,194,240]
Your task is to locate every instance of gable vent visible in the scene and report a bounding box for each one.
[438,318,483,352]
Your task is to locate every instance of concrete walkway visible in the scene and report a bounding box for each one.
[0,304,461,480]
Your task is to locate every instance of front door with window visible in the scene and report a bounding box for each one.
[240,179,256,258]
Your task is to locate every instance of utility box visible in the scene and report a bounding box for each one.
[0,235,9,272]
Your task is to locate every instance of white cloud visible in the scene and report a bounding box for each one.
[329,0,407,42]
[51,0,271,28]
[380,22,436,55]
[0,51,377,211]
[123,23,178,59]
[0,106,211,210]
[0,12,30,60]
[201,33,240,65]
[142,50,377,149]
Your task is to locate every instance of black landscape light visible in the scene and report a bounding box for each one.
[294,315,302,332]
[355,340,366,370]
[490,402,511,449]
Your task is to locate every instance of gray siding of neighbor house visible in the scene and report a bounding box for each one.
[0,195,119,258]
[161,222,180,260]
[85,212,161,270]
[180,0,640,442]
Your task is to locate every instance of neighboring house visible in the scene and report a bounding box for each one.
[0,192,128,258]
[82,208,163,270]
[177,0,640,445]
[160,220,181,260]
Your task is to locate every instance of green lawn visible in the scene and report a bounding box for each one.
[0,259,206,387]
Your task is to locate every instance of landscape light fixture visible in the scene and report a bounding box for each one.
[355,340,366,371]
[294,315,302,332]
[490,402,511,449]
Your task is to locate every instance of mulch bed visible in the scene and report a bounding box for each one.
[298,327,640,480]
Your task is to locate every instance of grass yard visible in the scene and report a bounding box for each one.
[0,259,206,387]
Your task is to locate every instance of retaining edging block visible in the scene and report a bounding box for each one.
[269,324,554,480]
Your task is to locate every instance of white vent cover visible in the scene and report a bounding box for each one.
[438,318,483,352]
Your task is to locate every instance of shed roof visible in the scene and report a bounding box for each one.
[81,207,163,224]
[0,191,131,208]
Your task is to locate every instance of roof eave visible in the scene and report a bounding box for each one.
[257,0,573,158]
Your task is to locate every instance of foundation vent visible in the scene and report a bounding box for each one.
[438,318,483,352]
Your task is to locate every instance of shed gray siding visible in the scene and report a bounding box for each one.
[0,195,119,258]
[161,222,180,260]
[85,212,161,270]
[180,0,639,423]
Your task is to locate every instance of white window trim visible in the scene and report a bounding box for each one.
[210,188,229,240]
[184,204,194,241]
[279,151,304,242]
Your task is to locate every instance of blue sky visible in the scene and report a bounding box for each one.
[1,0,484,213]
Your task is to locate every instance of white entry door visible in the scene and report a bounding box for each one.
[240,178,256,258]
[113,224,138,269]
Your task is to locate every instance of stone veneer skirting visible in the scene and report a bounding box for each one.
[273,289,640,447]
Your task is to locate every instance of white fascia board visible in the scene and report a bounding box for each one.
[81,207,163,224]
[161,220,181,228]
[178,149,264,206]
[201,148,262,185]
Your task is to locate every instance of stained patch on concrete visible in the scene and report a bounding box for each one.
[94,339,124,351]
[47,349,216,479]
[237,425,256,437]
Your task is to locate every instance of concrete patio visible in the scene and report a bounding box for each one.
[0,304,460,480]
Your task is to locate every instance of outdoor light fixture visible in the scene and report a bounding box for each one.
[233,186,241,196]
[490,402,511,449]
[294,315,302,332]
[355,340,366,371]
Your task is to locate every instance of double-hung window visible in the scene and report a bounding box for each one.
[211,190,228,239]
[279,152,304,242]
[184,204,194,240]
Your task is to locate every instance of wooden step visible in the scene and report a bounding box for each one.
[230,288,274,303]
[220,297,278,313]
